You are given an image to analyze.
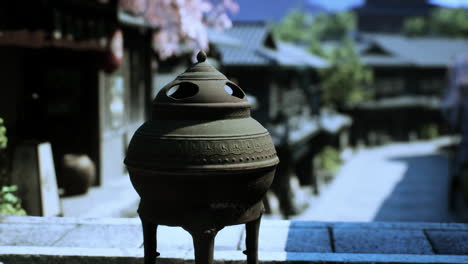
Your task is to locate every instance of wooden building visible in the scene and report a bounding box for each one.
[0,0,154,201]
[347,34,468,145]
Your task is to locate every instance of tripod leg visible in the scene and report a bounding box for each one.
[245,215,261,264]
[186,226,219,264]
[141,219,159,264]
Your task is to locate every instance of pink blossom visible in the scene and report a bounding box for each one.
[118,0,238,59]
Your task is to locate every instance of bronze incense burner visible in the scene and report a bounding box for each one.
[124,51,279,264]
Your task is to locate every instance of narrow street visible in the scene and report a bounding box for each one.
[294,138,458,222]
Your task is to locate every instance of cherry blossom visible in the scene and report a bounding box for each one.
[118,0,239,59]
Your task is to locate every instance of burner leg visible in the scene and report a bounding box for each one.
[186,226,219,264]
[245,215,261,264]
[141,219,159,264]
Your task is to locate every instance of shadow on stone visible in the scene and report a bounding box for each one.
[373,154,454,222]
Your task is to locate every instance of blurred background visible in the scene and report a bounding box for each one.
[0,0,468,223]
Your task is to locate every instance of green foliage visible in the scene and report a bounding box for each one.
[420,123,439,140]
[311,11,356,41]
[273,10,357,43]
[0,118,7,150]
[0,118,26,215]
[403,17,428,37]
[274,10,373,107]
[430,8,468,38]
[317,146,341,174]
[273,9,315,44]
[0,118,8,186]
[318,39,374,106]
[403,8,468,38]
[0,185,26,215]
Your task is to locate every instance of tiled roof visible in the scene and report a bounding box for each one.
[223,22,271,50]
[262,42,329,68]
[361,34,468,67]
[218,46,273,66]
[206,28,242,47]
[215,22,328,68]
[216,22,273,66]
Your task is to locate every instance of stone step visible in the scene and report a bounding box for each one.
[0,216,467,264]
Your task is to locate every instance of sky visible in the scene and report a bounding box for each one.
[310,0,468,10]
[429,0,468,7]
[310,0,363,10]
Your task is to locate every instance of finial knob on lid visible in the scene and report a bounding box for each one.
[197,50,207,63]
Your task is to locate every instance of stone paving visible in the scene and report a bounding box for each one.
[294,138,458,222]
[61,138,460,223]
[0,216,468,264]
[61,176,139,218]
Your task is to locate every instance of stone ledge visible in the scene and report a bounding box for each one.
[0,216,468,264]
[1,247,468,264]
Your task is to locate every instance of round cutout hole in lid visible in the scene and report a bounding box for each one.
[224,82,245,99]
[166,83,199,100]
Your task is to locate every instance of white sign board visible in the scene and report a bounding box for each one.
[11,142,61,216]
